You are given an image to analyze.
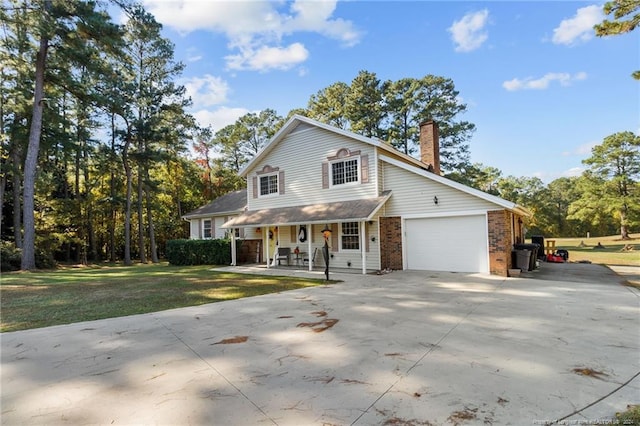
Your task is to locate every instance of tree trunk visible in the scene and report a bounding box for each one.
[136,166,146,263]
[122,126,132,266]
[620,206,630,240]
[145,178,159,263]
[12,146,22,248]
[109,114,116,262]
[21,32,49,270]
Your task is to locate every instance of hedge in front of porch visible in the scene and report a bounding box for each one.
[166,239,231,266]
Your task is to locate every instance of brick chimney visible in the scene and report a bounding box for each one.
[419,120,440,175]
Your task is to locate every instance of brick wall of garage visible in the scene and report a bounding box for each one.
[380,216,403,270]
[488,210,513,276]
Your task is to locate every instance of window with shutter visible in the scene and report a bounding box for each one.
[255,165,283,197]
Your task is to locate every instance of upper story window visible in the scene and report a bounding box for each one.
[331,158,359,186]
[341,222,360,250]
[323,148,369,189]
[259,173,278,196]
[203,219,212,239]
[253,165,284,199]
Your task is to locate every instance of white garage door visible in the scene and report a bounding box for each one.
[405,215,489,273]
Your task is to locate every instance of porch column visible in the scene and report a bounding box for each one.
[360,221,366,275]
[230,233,237,266]
[264,229,270,269]
[307,223,313,272]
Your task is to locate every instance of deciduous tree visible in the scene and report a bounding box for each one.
[573,131,640,239]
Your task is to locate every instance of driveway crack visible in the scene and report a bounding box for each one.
[350,280,506,425]
[545,369,640,425]
[158,319,278,426]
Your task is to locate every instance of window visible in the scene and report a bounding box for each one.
[203,219,212,239]
[341,222,360,250]
[259,174,278,196]
[331,158,359,186]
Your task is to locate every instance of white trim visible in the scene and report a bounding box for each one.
[339,221,360,252]
[182,210,243,221]
[402,209,491,220]
[329,156,360,188]
[258,172,279,198]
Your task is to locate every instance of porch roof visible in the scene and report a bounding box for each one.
[222,190,392,228]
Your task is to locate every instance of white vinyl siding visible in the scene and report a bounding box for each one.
[381,161,498,216]
[247,127,377,210]
[189,220,199,239]
[214,217,228,239]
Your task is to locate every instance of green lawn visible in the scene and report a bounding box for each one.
[530,233,640,266]
[0,263,329,332]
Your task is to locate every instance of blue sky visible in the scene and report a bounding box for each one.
[137,0,638,182]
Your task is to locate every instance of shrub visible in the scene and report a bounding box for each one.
[1,242,22,272]
[0,241,57,271]
[165,239,232,266]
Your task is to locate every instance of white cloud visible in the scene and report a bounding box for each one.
[225,43,309,72]
[142,0,360,71]
[502,72,587,91]
[193,106,250,132]
[186,47,202,63]
[183,75,230,108]
[448,9,489,52]
[574,141,597,155]
[533,167,584,183]
[562,167,585,177]
[552,5,603,45]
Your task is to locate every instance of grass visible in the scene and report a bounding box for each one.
[0,263,329,332]
[616,404,640,425]
[530,233,640,267]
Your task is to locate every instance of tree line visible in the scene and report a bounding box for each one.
[1,0,638,270]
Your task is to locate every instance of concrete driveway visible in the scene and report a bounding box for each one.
[2,264,639,425]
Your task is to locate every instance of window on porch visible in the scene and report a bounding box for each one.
[341,222,360,250]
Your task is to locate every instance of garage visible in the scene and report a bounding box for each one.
[405,214,489,273]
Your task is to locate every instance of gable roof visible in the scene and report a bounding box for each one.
[239,114,428,177]
[182,189,247,219]
[240,115,530,217]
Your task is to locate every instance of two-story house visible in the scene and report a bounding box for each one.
[182,115,530,276]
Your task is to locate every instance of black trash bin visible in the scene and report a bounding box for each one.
[531,236,545,259]
[514,243,539,271]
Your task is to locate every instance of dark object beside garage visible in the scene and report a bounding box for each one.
[531,236,545,259]
[514,243,540,271]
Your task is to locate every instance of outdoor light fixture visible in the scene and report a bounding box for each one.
[433,196,438,205]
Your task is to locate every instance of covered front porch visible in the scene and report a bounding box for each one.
[222,192,391,275]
